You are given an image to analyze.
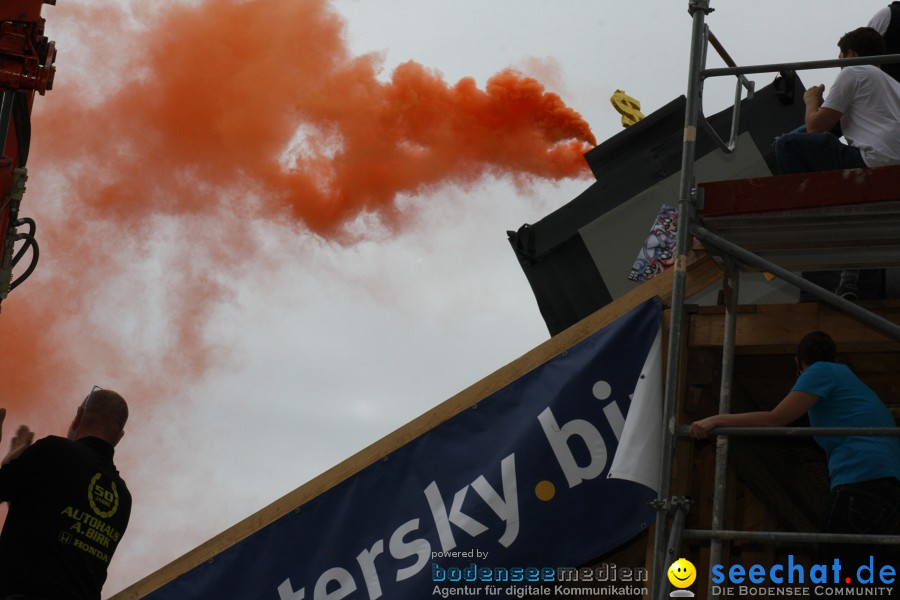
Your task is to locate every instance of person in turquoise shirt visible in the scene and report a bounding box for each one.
[690,331,900,574]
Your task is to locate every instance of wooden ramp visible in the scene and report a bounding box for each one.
[109,256,900,599]
[109,254,723,599]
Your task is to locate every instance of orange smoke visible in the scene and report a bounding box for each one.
[38,0,594,231]
[1,0,594,425]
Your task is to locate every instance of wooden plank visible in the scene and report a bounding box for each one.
[689,303,900,352]
[699,164,900,217]
[110,255,723,599]
[693,445,714,598]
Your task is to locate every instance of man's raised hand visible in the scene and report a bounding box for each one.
[2,422,33,466]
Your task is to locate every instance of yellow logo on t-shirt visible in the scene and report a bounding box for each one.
[88,472,119,518]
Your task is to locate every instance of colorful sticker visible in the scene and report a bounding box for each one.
[628,205,678,283]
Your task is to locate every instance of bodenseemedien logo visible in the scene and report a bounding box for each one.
[88,473,119,518]
[667,558,696,597]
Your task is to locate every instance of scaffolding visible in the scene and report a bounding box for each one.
[651,2,900,599]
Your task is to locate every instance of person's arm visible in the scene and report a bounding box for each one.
[0,411,38,502]
[2,425,33,466]
[803,84,843,133]
[0,409,33,466]
[689,390,819,439]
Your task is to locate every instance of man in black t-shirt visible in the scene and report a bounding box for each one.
[869,2,900,81]
[869,3,900,298]
[0,388,131,600]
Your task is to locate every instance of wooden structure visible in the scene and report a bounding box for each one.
[672,302,900,596]
[547,298,900,599]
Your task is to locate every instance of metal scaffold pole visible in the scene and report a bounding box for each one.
[708,260,739,600]
[692,224,900,342]
[651,2,712,599]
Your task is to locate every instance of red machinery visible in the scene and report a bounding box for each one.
[0,0,56,310]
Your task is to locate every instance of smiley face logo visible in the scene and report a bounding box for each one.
[667,558,696,588]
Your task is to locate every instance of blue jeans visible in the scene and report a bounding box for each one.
[775,128,866,293]
[775,129,866,174]
[820,477,900,577]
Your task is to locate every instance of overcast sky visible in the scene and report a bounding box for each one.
[0,1,886,596]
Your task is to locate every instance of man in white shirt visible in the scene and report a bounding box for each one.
[776,27,900,171]
[775,27,900,298]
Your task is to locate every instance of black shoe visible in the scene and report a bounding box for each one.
[835,283,859,301]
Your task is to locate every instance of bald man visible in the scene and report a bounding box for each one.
[0,388,132,600]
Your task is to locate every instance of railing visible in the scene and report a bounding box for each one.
[698,35,900,155]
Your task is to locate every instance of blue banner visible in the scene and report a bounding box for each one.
[148,298,662,600]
